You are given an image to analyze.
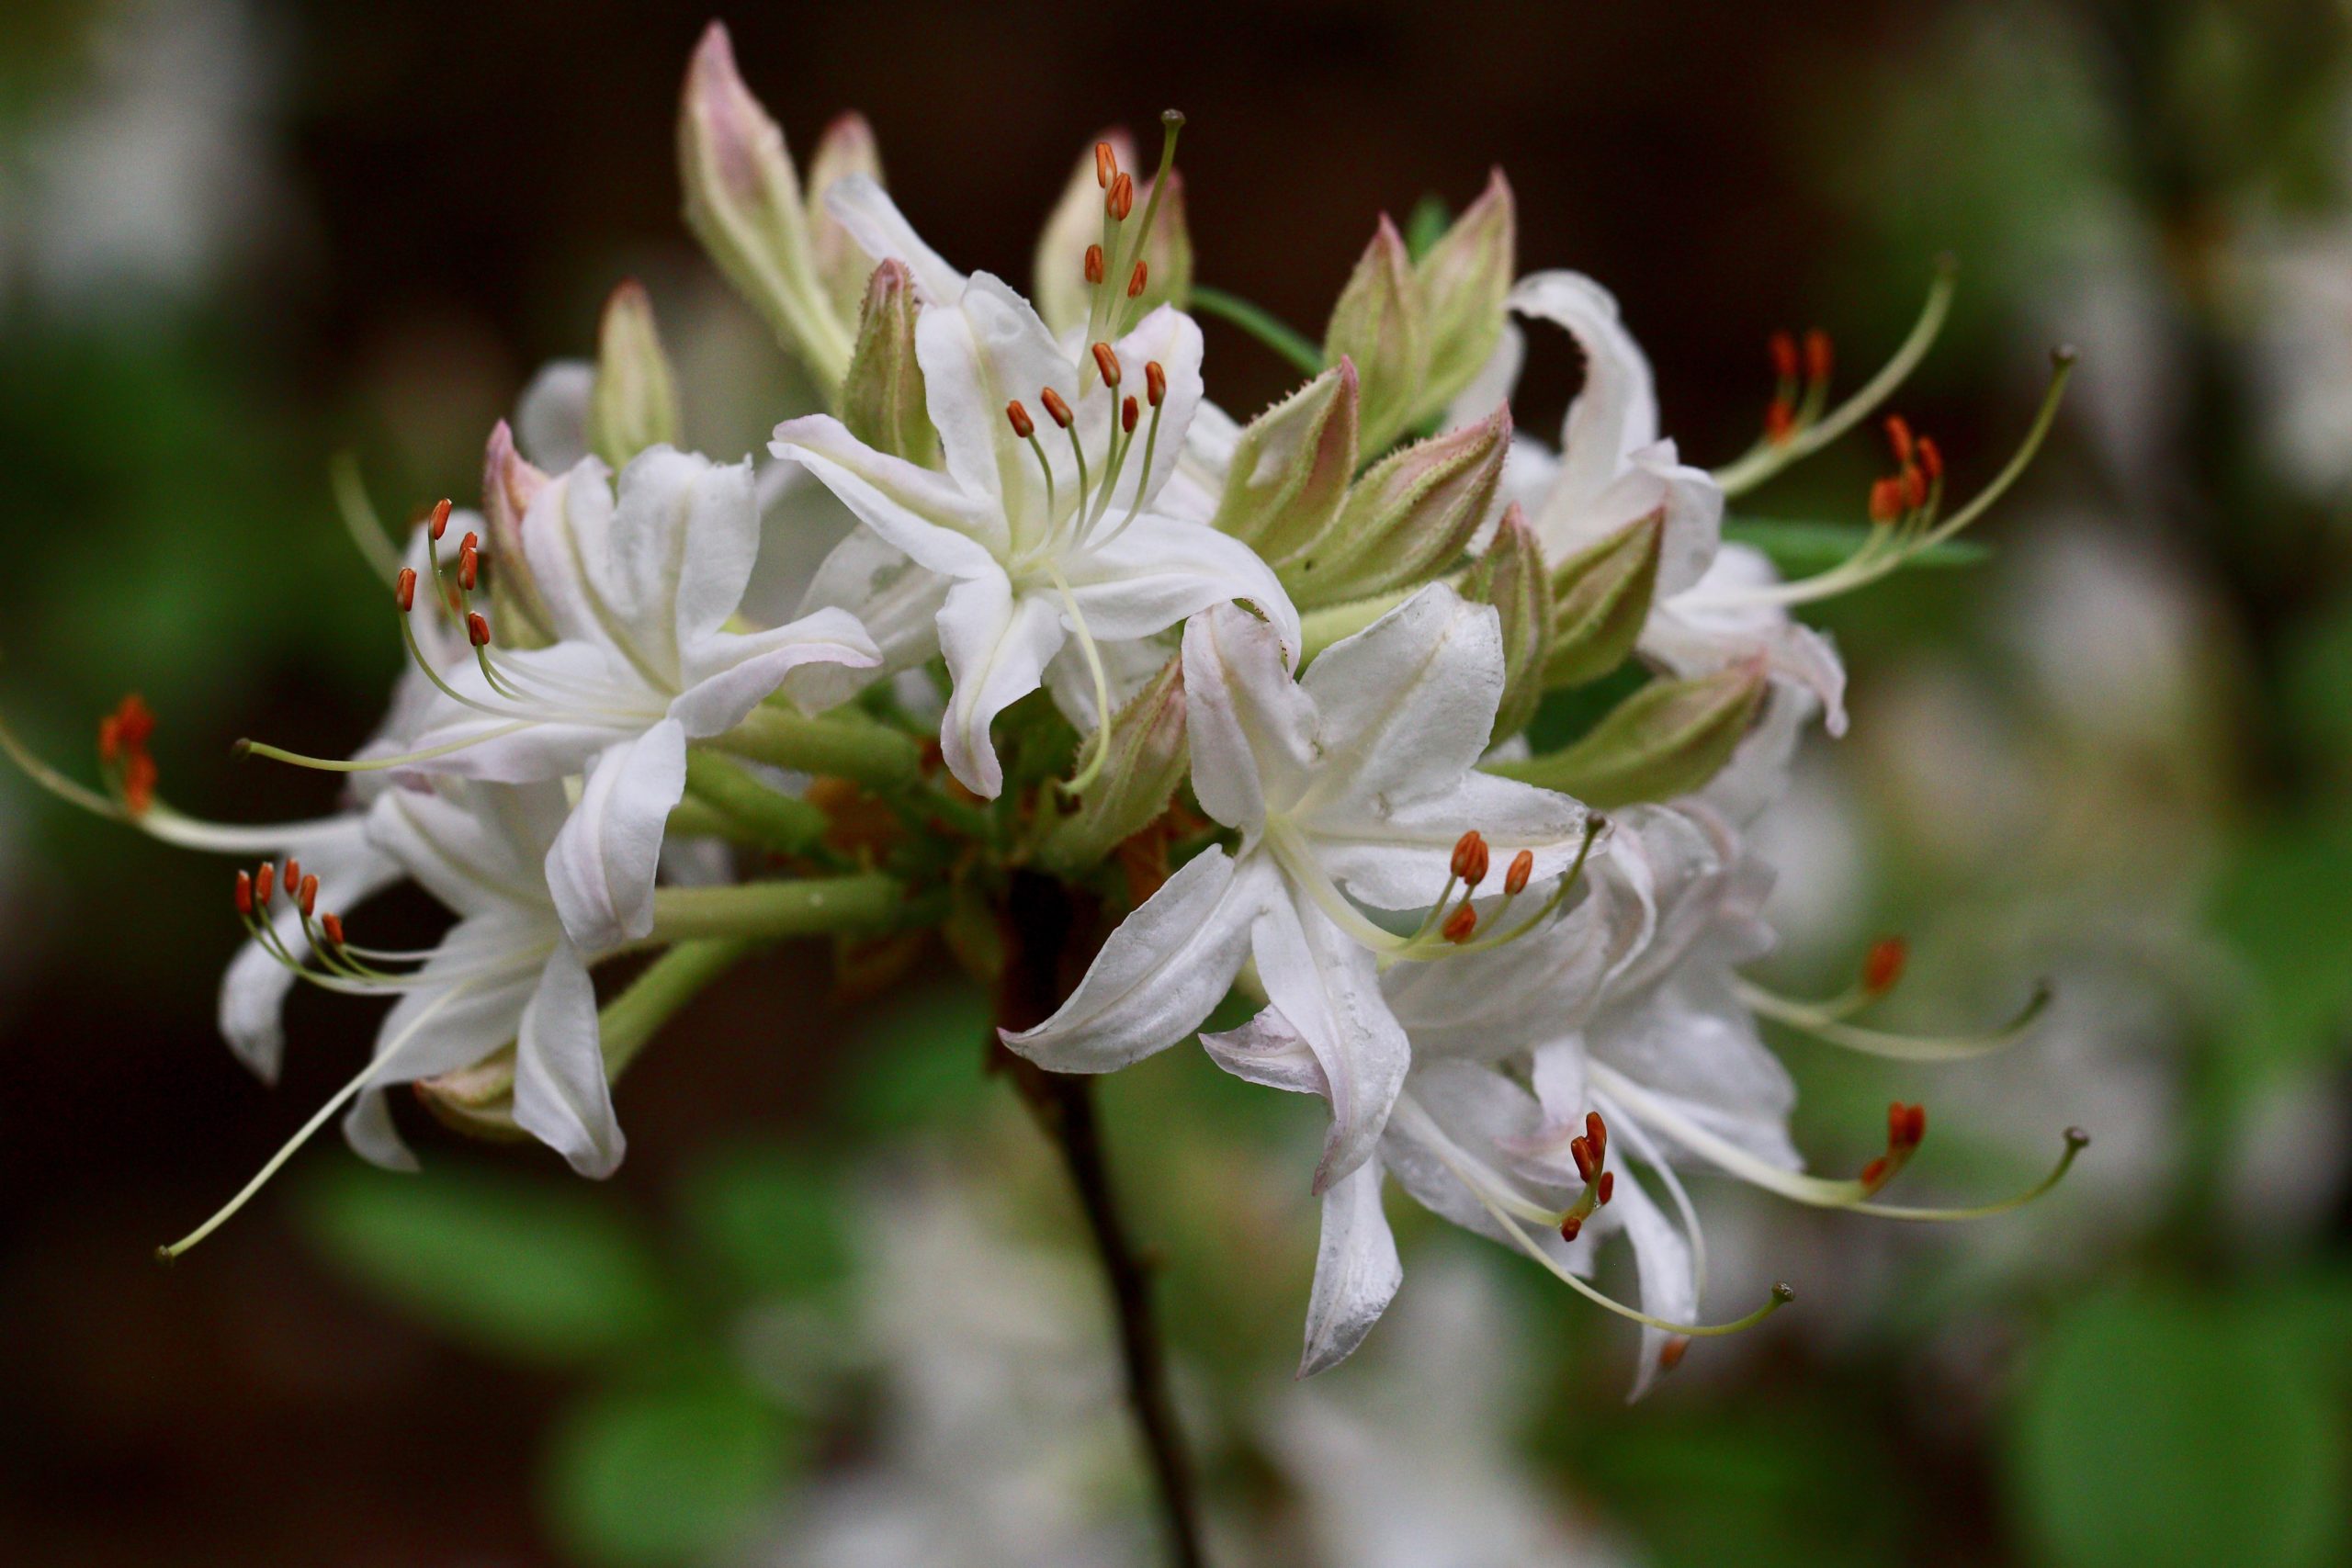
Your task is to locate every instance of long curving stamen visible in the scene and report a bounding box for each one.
[1091,361,1170,550]
[237,723,537,773]
[1691,347,2076,612]
[1591,1063,2087,1221]
[1713,256,1959,498]
[1045,561,1115,796]
[1393,1095,1792,1337]
[1109,111,1183,340]
[1739,975,2052,1061]
[156,977,482,1260]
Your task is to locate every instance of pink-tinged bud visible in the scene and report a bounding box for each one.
[1091,342,1122,387]
[1510,660,1769,809]
[467,612,491,648]
[395,567,417,612]
[842,259,935,466]
[1323,214,1426,454]
[1209,358,1359,564]
[588,279,682,467]
[1006,400,1035,440]
[1035,655,1191,877]
[1470,502,1556,739]
[1290,404,1510,609]
[1505,850,1533,896]
[1408,167,1516,430]
[481,421,554,640]
[1863,936,1908,995]
[679,22,854,381]
[805,111,886,316]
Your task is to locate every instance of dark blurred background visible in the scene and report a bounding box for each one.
[2,1,2347,1564]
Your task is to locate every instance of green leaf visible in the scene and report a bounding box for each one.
[675,1144,852,1302]
[2012,1286,2346,1568]
[832,984,995,1134]
[298,1162,675,1366]
[1723,516,1988,577]
[545,1368,792,1567]
[2209,809,2352,1090]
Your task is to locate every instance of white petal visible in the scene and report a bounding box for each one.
[821,174,967,305]
[1379,896,1613,1063]
[1443,319,1525,428]
[1062,511,1300,654]
[670,606,880,735]
[1297,1157,1403,1377]
[544,720,689,951]
[1303,583,1503,810]
[771,414,1006,576]
[1000,846,1262,1070]
[914,273,1078,536]
[1251,889,1410,1193]
[1609,1165,1697,1402]
[741,458,861,626]
[1102,305,1206,513]
[366,780,564,918]
[934,574,1066,797]
[786,528,950,712]
[1647,546,1846,736]
[1181,601,1315,833]
[511,941,625,1178]
[1510,271,1661,506]
[396,640,643,786]
[604,446,763,666]
[1312,769,1589,912]
[1200,1002,1329,1096]
[1381,1062,1564,1245]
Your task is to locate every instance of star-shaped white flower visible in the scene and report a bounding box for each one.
[1001,583,1590,1191]
[397,446,880,950]
[774,272,1296,796]
[1472,271,1847,732]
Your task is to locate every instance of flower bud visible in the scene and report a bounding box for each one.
[1287,405,1510,608]
[1210,359,1360,566]
[1493,660,1768,809]
[476,422,559,644]
[678,21,854,383]
[1324,215,1428,455]
[841,259,937,465]
[587,280,684,468]
[1466,503,1553,744]
[806,111,885,320]
[1543,507,1663,688]
[1036,656,1189,876]
[1407,169,1515,430]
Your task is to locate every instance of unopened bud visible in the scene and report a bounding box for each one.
[587,279,683,468]
[1290,405,1510,608]
[1324,215,1427,454]
[1209,359,1358,564]
[481,421,554,642]
[1408,168,1515,430]
[1495,660,1768,809]
[842,259,937,466]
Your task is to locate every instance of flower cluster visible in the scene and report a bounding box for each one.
[2,21,2086,1393]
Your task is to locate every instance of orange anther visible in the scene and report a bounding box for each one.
[1006,400,1035,439]
[1659,1337,1690,1371]
[429,498,453,540]
[1869,476,1905,525]
[123,753,156,814]
[395,567,418,613]
[1901,464,1928,511]
[1804,329,1833,385]
[321,911,345,947]
[299,874,318,917]
[1442,903,1478,944]
[467,612,491,648]
[1884,414,1916,466]
[1451,829,1490,886]
[458,542,479,592]
[234,870,254,916]
[1862,936,1908,996]
[1122,395,1138,434]
[255,863,277,904]
[1127,259,1148,299]
[115,696,155,750]
[1145,361,1167,407]
[1770,331,1800,382]
[1917,435,1943,480]
[1091,342,1122,386]
[283,858,301,894]
[1040,388,1074,428]
[1504,850,1533,896]
[1765,398,1795,444]
[1084,243,1105,285]
[1597,1171,1614,1205]
[1107,172,1134,220]
[1095,141,1117,189]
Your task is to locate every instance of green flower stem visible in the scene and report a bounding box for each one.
[649,873,904,943]
[1191,285,1325,377]
[713,704,922,791]
[684,749,829,855]
[665,796,734,840]
[600,935,764,1079]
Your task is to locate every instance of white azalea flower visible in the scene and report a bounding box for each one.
[775,274,1295,796]
[1470,272,1849,732]
[1002,584,1590,1193]
[357,446,879,951]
